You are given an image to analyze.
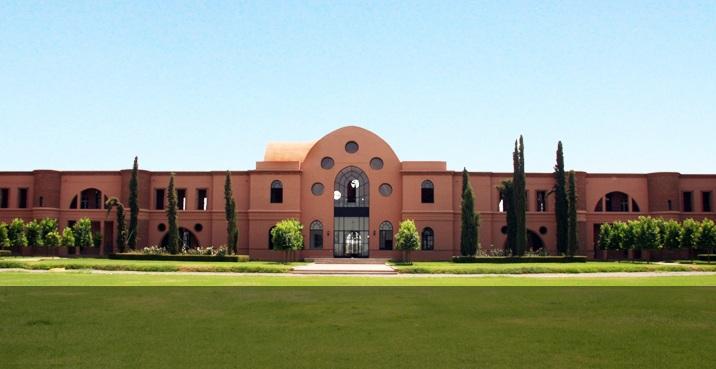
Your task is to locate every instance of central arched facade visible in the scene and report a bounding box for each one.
[333,166,370,257]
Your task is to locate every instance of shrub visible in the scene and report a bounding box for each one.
[271,219,304,263]
[452,256,587,263]
[0,223,10,249]
[660,219,681,249]
[680,219,700,251]
[25,220,44,247]
[8,218,28,247]
[598,223,612,250]
[142,246,167,255]
[44,231,61,247]
[73,218,94,247]
[634,216,660,250]
[61,227,76,247]
[698,219,716,259]
[395,219,420,263]
[39,218,58,239]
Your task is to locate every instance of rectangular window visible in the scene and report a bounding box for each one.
[270,188,283,204]
[0,188,8,208]
[155,189,165,210]
[177,189,187,210]
[683,192,693,212]
[197,189,208,211]
[421,188,434,204]
[18,188,28,209]
[703,191,712,212]
[536,191,547,212]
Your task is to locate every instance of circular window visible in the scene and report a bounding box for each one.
[501,226,508,235]
[158,223,166,232]
[379,183,393,197]
[345,141,359,154]
[194,223,204,232]
[321,157,334,170]
[370,157,384,170]
[539,226,548,235]
[311,183,324,196]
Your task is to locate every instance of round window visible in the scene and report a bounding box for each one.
[345,141,359,154]
[501,226,508,235]
[379,183,393,197]
[311,183,324,196]
[539,226,548,235]
[370,157,384,170]
[321,157,334,170]
[194,223,204,232]
[158,223,167,232]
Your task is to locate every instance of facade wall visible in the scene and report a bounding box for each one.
[1,126,715,260]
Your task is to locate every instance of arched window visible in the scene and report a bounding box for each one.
[70,188,106,209]
[310,221,323,249]
[160,227,200,249]
[334,166,369,208]
[421,227,434,250]
[421,180,434,204]
[594,192,639,212]
[270,180,283,204]
[268,226,276,250]
[379,221,393,250]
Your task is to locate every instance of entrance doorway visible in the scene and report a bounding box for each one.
[333,166,370,258]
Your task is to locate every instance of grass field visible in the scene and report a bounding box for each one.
[1,285,714,369]
[3,257,716,274]
[2,271,716,286]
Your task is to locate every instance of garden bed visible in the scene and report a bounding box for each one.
[452,256,587,263]
[109,253,249,262]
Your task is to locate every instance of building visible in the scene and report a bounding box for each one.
[1,126,715,260]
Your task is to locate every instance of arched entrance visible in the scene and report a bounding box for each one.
[161,227,200,249]
[333,166,369,258]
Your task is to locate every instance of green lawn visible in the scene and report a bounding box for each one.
[3,257,716,274]
[1,285,714,368]
[1,271,716,286]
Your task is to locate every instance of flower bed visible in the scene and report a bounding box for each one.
[452,256,587,263]
[108,254,248,262]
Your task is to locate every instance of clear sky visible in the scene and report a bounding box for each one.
[1,1,714,173]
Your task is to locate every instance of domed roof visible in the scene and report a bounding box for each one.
[263,141,316,162]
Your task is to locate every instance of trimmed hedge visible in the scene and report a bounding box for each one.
[697,254,716,261]
[452,256,587,263]
[0,250,11,257]
[109,254,250,262]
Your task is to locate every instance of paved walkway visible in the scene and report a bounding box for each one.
[292,263,397,275]
[1,268,715,278]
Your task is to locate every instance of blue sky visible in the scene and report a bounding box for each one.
[1,1,714,173]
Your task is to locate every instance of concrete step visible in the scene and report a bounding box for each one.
[292,270,398,275]
[306,258,390,265]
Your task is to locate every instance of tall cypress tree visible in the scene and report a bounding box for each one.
[224,171,238,255]
[166,173,180,254]
[105,197,127,253]
[460,168,478,256]
[567,171,579,256]
[499,180,516,254]
[128,156,139,249]
[553,142,568,255]
[512,136,527,256]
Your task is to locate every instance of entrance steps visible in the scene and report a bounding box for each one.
[305,258,390,265]
[292,263,397,275]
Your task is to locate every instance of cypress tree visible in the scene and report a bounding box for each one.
[567,170,579,256]
[553,142,568,255]
[512,136,527,256]
[105,197,127,253]
[224,171,238,255]
[499,180,517,254]
[166,173,180,254]
[460,168,478,256]
[128,156,139,249]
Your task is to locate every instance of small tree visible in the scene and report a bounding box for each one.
[39,218,58,240]
[45,231,61,248]
[680,218,700,261]
[498,180,516,255]
[698,219,716,263]
[73,218,94,248]
[611,221,627,253]
[61,227,76,247]
[566,171,578,256]
[460,168,479,256]
[165,173,180,254]
[128,156,139,249]
[105,197,127,253]
[660,219,681,250]
[8,218,28,248]
[224,171,238,255]
[395,219,420,263]
[0,222,10,248]
[598,223,612,250]
[270,219,304,263]
[26,219,44,247]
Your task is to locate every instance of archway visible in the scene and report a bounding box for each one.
[333,166,369,258]
[161,227,200,249]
